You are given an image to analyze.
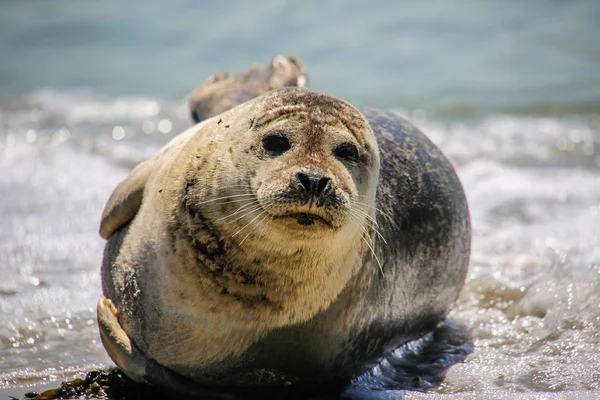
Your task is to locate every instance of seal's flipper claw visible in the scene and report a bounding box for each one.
[97,296,148,382]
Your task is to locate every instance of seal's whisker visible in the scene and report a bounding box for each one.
[217,199,263,221]
[205,198,259,210]
[351,201,389,217]
[345,214,368,250]
[196,193,256,205]
[231,201,274,239]
[348,204,380,227]
[351,201,394,226]
[227,204,265,225]
[347,205,388,245]
[238,212,271,246]
[347,212,378,249]
[350,193,379,210]
[348,210,387,245]
[354,215,383,276]
[360,232,384,276]
[350,199,391,220]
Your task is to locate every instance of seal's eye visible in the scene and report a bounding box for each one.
[334,143,359,162]
[262,134,291,155]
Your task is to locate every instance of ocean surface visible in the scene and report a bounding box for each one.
[1,1,599,399]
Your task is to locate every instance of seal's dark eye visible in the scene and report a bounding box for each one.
[262,134,291,155]
[334,143,359,162]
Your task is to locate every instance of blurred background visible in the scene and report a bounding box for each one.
[1,1,599,399]
[1,0,599,115]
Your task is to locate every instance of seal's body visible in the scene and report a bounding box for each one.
[189,55,308,123]
[98,72,470,398]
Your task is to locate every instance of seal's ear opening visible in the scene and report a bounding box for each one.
[99,160,151,240]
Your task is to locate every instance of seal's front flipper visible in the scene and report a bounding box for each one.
[99,161,151,240]
[99,121,208,240]
[97,296,148,382]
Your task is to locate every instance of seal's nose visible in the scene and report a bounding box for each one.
[294,170,332,201]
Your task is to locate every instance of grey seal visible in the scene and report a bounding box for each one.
[98,78,470,398]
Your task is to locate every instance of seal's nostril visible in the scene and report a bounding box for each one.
[296,172,312,194]
[317,177,331,196]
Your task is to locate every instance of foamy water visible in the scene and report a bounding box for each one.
[1,92,598,398]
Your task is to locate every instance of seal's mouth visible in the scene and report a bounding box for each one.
[274,212,333,228]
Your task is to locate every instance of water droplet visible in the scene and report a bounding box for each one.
[555,137,568,151]
[145,101,160,116]
[112,126,125,140]
[6,133,16,147]
[59,128,70,141]
[568,129,582,143]
[142,120,155,134]
[158,119,172,134]
[26,130,37,144]
[51,128,70,145]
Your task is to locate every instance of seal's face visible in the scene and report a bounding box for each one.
[252,116,371,233]
[181,88,380,273]
[225,89,380,242]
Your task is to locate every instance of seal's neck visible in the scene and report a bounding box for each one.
[170,204,369,329]
[230,228,364,325]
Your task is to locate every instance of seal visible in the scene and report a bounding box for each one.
[189,55,308,123]
[98,80,471,397]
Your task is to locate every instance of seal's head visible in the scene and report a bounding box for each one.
[189,55,308,123]
[187,87,380,248]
